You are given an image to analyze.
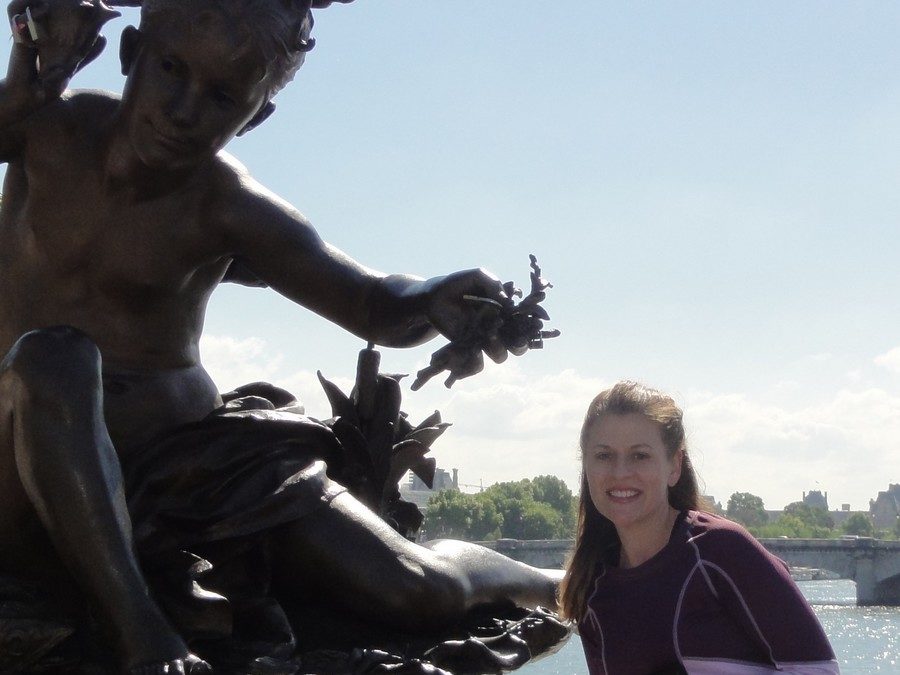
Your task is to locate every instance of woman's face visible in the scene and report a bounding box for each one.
[583,413,683,536]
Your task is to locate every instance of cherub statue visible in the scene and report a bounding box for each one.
[0,1,561,673]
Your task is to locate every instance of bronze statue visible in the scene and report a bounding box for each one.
[0,1,563,672]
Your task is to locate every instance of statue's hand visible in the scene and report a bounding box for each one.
[6,1,51,108]
[408,269,510,390]
[425,267,510,361]
[7,0,119,100]
[412,257,558,390]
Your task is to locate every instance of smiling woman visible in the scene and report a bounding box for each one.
[560,381,840,675]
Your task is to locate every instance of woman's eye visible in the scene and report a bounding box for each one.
[632,452,650,461]
[594,452,611,461]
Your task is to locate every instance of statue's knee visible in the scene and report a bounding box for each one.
[5,327,101,395]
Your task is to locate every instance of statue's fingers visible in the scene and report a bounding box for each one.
[483,333,508,364]
[411,365,442,391]
[75,35,107,74]
[7,0,32,22]
[447,350,483,386]
[7,42,38,84]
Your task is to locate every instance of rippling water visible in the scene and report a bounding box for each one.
[518,580,899,674]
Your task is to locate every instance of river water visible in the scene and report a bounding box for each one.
[518,580,899,674]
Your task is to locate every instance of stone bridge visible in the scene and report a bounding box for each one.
[479,537,900,606]
[759,537,900,605]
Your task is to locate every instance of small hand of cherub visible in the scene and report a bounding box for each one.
[411,256,560,390]
[8,0,120,98]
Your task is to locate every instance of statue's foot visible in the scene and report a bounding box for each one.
[130,653,212,674]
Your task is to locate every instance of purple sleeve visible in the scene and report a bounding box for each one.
[699,524,836,665]
[577,615,607,675]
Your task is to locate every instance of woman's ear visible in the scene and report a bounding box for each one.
[119,25,142,76]
[668,449,684,487]
[237,101,276,136]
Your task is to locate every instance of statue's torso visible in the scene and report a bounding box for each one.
[0,94,232,448]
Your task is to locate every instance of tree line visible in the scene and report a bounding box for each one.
[423,478,900,541]
[724,492,900,540]
[423,475,577,541]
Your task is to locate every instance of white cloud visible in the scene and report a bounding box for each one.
[198,334,898,511]
[200,334,284,391]
[685,387,900,510]
[874,346,900,374]
[200,334,346,416]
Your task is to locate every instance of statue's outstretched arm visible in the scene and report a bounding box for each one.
[213,166,510,360]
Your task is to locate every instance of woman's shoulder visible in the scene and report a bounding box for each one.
[683,510,763,552]
[683,510,790,576]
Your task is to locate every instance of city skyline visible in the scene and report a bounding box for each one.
[1,3,899,509]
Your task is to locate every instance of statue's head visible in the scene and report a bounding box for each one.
[136,0,315,99]
[115,0,320,166]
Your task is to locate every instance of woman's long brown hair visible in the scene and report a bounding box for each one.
[558,381,706,621]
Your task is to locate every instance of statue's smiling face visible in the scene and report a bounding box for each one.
[122,8,270,168]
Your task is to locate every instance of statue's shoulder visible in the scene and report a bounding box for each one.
[207,150,265,201]
[25,89,119,135]
[212,150,252,182]
[60,88,119,120]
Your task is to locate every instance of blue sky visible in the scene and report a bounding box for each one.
[5,2,900,510]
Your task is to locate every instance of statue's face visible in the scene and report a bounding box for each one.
[121,10,270,169]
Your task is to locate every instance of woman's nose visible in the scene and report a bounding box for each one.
[610,457,631,478]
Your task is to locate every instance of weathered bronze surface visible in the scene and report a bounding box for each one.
[0,1,566,672]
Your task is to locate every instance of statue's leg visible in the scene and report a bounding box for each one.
[0,327,199,674]
[272,492,559,631]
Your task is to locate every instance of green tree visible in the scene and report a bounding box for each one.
[761,514,809,538]
[484,479,534,506]
[482,480,534,540]
[481,477,577,539]
[497,497,530,539]
[842,513,874,537]
[468,492,503,541]
[726,492,768,527]
[531,475,574,513]
[530,475,577,536]
[520,500,565,540]
[784,502,834,530]
[424,490,475,539]
[424,476,577,541]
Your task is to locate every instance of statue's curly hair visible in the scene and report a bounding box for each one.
[135,0,317,96]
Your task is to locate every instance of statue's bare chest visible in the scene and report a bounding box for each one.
[9,153,217,305]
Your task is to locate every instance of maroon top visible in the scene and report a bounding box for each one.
[578,511,839,675]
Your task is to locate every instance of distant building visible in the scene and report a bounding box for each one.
[870,483,900,530]
[401,467,459,510]
[410,468,458,492]
[802,490,828,511]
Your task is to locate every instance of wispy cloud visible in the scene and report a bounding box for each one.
[874,346,900,374]
[199,334,898,511]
